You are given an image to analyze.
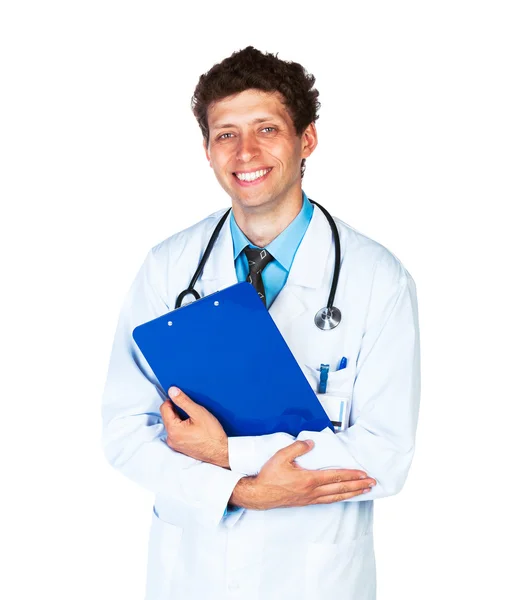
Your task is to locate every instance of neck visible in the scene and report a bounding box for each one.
[232,187,303,248]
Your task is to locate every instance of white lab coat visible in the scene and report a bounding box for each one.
[102,203,420,600]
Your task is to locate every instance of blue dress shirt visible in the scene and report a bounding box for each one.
[230,191,314,308]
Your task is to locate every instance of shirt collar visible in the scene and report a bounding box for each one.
[230,191,313,271]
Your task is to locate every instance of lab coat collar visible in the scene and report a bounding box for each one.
[268,205,333,326]
[201,209,239,289]
[284,203,333,290]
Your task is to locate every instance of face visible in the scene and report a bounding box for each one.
[203,89,317,214]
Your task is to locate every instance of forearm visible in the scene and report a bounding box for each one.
[228,410,415,502]
[227,439,375,511]
[228,476,261,510]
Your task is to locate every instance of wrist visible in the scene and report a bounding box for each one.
[218,437,229,468]
[229,476,262,510]
[209,437,229,469]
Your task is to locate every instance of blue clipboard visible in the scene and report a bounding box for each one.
[132,282,333,437]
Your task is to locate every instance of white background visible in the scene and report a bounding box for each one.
[1,1,512,598]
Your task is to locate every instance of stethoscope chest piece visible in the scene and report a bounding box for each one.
[314,306,342,330]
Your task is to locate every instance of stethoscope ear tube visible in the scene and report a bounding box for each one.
[309,200,341,312]
[175,208,231,309]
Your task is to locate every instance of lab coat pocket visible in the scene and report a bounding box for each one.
[317,393,351,432]
[302,364,353,431]
[305,533,376,599]
[145,506,184,599]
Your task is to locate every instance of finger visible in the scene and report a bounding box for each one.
[310,487,373,505]
[276,440,315,463]
[312,479,376,499]
[160,400,181,425]
[168,387,201,417]
[315,469,371,484]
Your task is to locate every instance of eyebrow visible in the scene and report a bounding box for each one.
[211,116,280,130]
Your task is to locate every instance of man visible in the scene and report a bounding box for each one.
[102,46,420,600]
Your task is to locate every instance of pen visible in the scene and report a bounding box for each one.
[338,356,347,370]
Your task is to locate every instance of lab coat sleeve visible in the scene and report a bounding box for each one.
[102,246,244,528]
[228,255,421,501]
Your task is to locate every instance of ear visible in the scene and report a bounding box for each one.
[203,139,212,167]
[301,123,318,159]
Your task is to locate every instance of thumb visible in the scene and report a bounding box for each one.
[279,439,315,463]
[168,387,199,416]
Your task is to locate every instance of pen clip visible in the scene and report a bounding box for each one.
[318,363,330,394]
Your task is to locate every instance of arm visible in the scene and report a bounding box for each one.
[158,387,375,516]
[228,440,376,510]
[101,247,244,528]
[228,256,421,501]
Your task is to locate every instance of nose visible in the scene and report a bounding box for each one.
[236,132,260,163]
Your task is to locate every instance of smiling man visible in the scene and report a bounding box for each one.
[102,47,421,600]
[203,88,317,248]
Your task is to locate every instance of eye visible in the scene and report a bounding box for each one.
[217,132,234,140]
[261,127,276,133]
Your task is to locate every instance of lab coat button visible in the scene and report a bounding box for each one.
[227,581,240,592]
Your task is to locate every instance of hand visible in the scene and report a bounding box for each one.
[229,440,376,510]
[160,387,229,468]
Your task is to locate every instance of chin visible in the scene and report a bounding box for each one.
[233,191,276,211]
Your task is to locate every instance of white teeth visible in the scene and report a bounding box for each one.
[236,168,271,181]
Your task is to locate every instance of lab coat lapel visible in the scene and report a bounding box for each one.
[269,205,333,330]
[200,210,238,295]
[268,286,306,326]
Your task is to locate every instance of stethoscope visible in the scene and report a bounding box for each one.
[175,199,342,331]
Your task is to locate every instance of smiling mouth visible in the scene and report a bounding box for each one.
[233,167,273,185]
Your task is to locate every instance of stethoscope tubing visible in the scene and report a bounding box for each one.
[309,200,340,311]
[174,208,231,309]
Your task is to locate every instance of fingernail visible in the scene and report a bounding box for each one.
[370,481,376,487]
[363,488,371,493]
[359,475,367,479]
[169,386,180,398]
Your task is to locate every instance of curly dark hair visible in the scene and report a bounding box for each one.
[191,46,320,177]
